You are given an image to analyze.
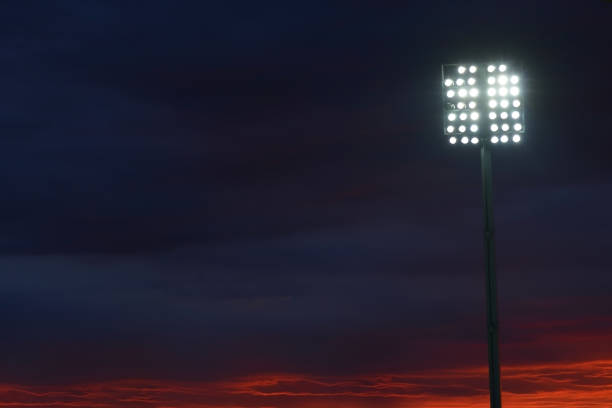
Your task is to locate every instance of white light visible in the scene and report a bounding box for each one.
[500,99,509,109]
[489,99,498,108]
[456,78,465,86]
[487,65,496,72]
[469,65,477,73]
[489,112,497,120]
[500,135,509,143]
[469,88,479,97]
[498,87,508,97]
[458,88,468,98]
[499,64,507,72]
[511,75,519,84]
[468,77,476,85]
[491,124,499,132]
[512,134,521,143]
[459,125,466,133]
[500,111,508,120]
[471,137,479,144]
[447,90,455,98]
[514,123,523,131]
[450,136,457,144]
[460,112,468,121]
[458,66,466,74]
[444,79,453,87]
[501,123,510,132]
[487,88,496,96]
[447,125,455,133]
[461,136,469,144]
[457,102,466,109]
[488,76,496,85]
[469,101,477,109]
[511,111,520,119]
[448,113,457,121]
[513,99,521,108]
[498,75,508,85]
[510,86,520,96]
[491,136,499,144]
[470,124,478,132]
[470,112,479,120]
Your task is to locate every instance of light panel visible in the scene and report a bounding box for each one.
[442,62,524,145]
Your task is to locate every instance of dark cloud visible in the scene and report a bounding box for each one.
[0,1,610,402]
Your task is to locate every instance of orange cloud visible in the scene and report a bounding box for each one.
[1,358,611,407]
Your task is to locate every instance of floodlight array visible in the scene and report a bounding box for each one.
[443,62,525,146]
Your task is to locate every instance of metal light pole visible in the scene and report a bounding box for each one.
[480,140,501,408]
[441,62,525,408]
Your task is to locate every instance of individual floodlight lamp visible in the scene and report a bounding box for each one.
[441,61,526,408]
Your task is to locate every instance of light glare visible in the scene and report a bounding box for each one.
[513,99,521,108]
[447,90,455,98]
[469,88,479,97]
[459,125,466,133]
[458,66,466,74]
[458,88,468,98]
[499,64,507,72]
[447,125,455,133]
[470,112,479,120]
[498,75,508,85]
[469,65,477,73]
[489,99,498,108]
[510,86,520,96]
[491,136,499,144]
[500,111,508,120]
[448,113,456,121]
[471,137,479,144]
[487,65,496,72]
[511,111,520,119]
[511,75,519,84]
[501,123,510,132]
[498,87,508,97]
[489,112,497,120]
[512,134,521,143]
[470,124,478,132]
[460,112,468,121]
[491,124,499,132]
[500,99,509,108]
[500,135,509,143]
[457,102,466,109]
[488,88,496,96]
[488,77,496,85]
[469,101,477,109]
[461,136,469,144]
[450,136,457,144]
[514,123,523,131]
[468,77,476,85]
[456,78,465,86]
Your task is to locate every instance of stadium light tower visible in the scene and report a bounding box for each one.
[441,62,525,408]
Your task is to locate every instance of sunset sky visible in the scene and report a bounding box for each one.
[1,1,611,407]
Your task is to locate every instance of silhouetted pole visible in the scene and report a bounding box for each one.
[480,141,502,408]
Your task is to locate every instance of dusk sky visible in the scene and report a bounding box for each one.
[1,1,611,407]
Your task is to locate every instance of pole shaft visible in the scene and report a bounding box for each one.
[480,142,502,408]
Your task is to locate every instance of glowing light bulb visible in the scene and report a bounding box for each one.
[512,134,521,143]
[450,136,457,144]
[491,136,499,144]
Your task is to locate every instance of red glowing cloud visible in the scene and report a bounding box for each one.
[1,359,611,407]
